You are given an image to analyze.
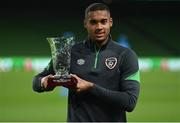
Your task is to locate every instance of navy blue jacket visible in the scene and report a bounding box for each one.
[33,37,140,122]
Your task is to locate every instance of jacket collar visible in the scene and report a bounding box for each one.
[85,35,112,52]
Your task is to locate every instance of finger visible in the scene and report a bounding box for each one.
[70,74,77,78]
[70,73,75,76]
[48,74,55,78]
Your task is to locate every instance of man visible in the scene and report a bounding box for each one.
[33,3,140,122]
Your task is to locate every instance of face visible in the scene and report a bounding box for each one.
[84,10,113,44]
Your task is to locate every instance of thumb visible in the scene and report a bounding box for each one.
[70,74,77,78]
[48,74,55,78]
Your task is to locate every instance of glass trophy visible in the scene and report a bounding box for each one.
[46,35,77,87]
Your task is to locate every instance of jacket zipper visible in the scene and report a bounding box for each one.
[94,46,101,69]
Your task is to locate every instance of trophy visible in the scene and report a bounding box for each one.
[46,35,77,88]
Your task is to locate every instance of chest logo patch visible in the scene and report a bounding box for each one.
[77,59,85,65]
[105,57,117,69]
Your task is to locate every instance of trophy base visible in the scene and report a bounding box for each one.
[48,75,77,88]
[53,75,71,82]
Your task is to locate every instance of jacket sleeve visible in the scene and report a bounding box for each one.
[89,49,140,112]
[32,59,55,92]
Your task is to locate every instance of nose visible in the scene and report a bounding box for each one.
[96,22,103,30]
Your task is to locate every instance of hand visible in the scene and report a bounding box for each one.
[41,74,55,91]
[70,74,94,92]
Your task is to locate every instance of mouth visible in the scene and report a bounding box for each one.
[95,32,105,37]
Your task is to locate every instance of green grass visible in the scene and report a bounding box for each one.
[0,70,179,121]
[0,71,67,122]
[127,70,180,122]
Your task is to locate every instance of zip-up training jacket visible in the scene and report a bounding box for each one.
[32,37,140,122]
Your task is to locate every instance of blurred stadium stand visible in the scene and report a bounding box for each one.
[0,0,179,56]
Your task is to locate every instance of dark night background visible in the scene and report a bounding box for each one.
[0,0,180,56]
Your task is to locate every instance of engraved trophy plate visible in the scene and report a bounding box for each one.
[47,35,75,83]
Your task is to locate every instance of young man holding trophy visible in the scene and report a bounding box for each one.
[33,3,140,122]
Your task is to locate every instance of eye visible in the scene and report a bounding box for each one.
[89,20,97,25]
[101,19,108,25]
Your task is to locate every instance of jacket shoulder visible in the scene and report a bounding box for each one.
[109,40,128,53]
[109,40,138,58]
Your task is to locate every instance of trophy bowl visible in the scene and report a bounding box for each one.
[46,35,77,88]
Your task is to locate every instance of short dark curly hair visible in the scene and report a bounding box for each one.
[85,3,111,18]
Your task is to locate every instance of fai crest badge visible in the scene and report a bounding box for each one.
[105,57,117,69]
[77,59,85,65]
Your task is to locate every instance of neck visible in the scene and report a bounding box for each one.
[93,37,109,49]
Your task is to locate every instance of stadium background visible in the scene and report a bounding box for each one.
[0,0,180,121]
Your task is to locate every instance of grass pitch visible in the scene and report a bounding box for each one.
[0,70,179,121]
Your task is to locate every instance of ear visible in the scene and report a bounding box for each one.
[84,19,87,29]
[109,17,113,27]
